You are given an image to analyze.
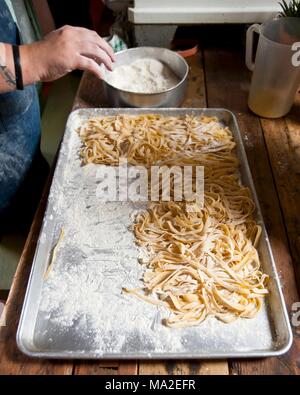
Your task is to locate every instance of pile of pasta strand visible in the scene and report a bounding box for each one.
[78,114,268,328]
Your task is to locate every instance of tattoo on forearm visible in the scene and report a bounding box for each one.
[0,43,16,88]
[0,64,16,87]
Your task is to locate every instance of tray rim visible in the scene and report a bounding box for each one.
[16,107,293,359]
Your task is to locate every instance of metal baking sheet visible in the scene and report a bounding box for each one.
[17,108,293,359]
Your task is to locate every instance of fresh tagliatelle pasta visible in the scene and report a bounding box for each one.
[78,114,269,328]
[79,114,236,167]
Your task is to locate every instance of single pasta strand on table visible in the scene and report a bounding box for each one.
[78,114,269,328]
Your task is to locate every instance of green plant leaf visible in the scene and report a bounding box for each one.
[278,0,300,17]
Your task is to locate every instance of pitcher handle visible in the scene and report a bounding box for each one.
[246,24,260,71]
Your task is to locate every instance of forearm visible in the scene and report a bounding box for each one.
[0,26,115,95]
[0,43,37,93]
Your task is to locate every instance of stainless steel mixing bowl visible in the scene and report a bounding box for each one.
[101,47,189,108]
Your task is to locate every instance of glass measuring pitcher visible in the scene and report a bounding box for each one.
[246,17,300,118]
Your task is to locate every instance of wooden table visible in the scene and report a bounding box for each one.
[1,25,300,375]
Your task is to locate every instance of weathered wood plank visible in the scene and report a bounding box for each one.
[118,361,138,375]
[181,54,206,108]
[73,361,118,375]
[73,72,107,110]
[139,361,229,375]
[203,32,300,374]
[139,361,190,375]
[260,95,300,289]
[72,360,138,375]
[191,361,229,375]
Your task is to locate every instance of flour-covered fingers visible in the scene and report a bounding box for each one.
[80,43,114,71]
[77,55,103,80]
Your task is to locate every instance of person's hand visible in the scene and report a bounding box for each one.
[20,25,115,83]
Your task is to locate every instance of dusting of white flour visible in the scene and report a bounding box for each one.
[106,58,180,93]
[35,109,275,357]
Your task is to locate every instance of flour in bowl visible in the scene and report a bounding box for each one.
[106,58,180,93]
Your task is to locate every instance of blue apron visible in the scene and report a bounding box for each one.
[0,0,41,215]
